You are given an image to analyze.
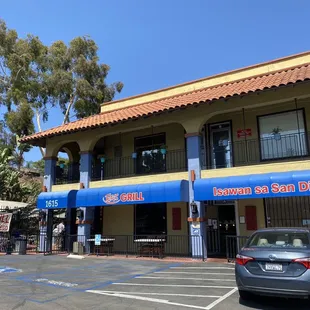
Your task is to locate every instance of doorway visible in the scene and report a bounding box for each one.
[209,122,233,169]
[206,203,236,257]
[92,207,104,235]
[218,204,236,255]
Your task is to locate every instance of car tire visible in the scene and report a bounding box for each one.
[238,290,252,301]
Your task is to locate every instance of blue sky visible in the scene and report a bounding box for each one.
[1,0,309,162]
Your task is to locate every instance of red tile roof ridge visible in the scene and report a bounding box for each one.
[100,62,310,114]
[36,61,310,133]
[20,61,310,144]
[103,51,310,106]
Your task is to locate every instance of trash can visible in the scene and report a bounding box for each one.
[73,242,84,255]
[15,238,27,255]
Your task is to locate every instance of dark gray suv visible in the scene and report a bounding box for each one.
[235,228,310,301]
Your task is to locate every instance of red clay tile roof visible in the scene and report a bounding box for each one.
[21,63,310,145]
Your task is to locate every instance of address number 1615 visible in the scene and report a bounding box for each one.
[45,200,59,208]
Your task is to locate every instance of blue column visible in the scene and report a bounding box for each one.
[77,152,94,253]
[186,133,207,259]
[39,157,56,252]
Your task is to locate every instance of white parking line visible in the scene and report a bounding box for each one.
[155,271,235,275]
[137,276,235,282]
[87,290,212,309]
[87,291,222,298]
[112,283,237,289]
[205,288,238,310]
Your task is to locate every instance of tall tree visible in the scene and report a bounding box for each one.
[4,101,34,170]
[1,19,124,161]
[46,36,123,124]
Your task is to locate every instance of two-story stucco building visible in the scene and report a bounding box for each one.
[21,51,310,259]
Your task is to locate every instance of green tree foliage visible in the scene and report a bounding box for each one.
[47,36,123,124]
[4,101,34,169]
[0,19,124,161]
[0,148,41,202]
[26,156,69,175]
[26,158,44,175]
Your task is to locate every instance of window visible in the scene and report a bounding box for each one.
[248,231,310,248]
[135,203,167,236]
[135,133,166,174]
[258,110,307,160]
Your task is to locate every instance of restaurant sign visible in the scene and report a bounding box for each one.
[0,213,13,232]
[213,181,310,199]
[103,192,145,205]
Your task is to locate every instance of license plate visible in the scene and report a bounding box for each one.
[265,263,283,271]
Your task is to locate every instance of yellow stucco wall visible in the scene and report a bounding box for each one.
[102,205,134,253]
[237,199,266,236]
[102,202,189,255]
[201,160,310,179]
[100,52,310,113]
[102,205,134,235]
[52,184,80,192]
[90,172,188,188]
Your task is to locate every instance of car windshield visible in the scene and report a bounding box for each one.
[247,231,310,248]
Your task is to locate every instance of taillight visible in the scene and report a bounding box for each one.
[292,257,310,269]
[236,254,254,266]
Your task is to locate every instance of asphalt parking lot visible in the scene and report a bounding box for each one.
[0,255,309,309]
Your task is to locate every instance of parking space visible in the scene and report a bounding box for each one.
[0,255,309,309]
[87,263,237,309]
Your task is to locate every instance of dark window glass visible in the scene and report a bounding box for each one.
[135,133,166,174]
[248,231,310,248]
[135,203,167,236]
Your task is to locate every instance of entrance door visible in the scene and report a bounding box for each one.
[210,122,232,169]
[218,204,236,255]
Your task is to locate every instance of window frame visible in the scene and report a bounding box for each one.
[256,108,309,162]
[134,132,166,174]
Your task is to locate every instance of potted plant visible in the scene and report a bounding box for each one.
[271,127,282,141]
[97,154,106,164]
[160,144,168,155]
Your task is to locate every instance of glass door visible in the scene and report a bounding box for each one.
[210,122,232,169]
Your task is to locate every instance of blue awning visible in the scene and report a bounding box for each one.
[37,190,78,209]
[76,180,189,207]
[194,170,310,201]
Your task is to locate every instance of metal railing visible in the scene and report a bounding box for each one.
[204,132,309,169]
[0,233,41,254]
[91,149,187,181]
[66,234,205,260]
[226,235,249,262]
[55,164,80,185]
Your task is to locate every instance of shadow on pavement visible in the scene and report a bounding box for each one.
[239,296,309,309]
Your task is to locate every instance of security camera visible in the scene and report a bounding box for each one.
[43,175,48,179]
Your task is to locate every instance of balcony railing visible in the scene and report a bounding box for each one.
[91,149,187,181]
[55,164,80,185]
[204,132,309,169]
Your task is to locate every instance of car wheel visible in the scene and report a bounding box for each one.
[238,290,252,301]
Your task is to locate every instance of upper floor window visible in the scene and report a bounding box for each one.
[258,109,308,160]
[135,133,166,174]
